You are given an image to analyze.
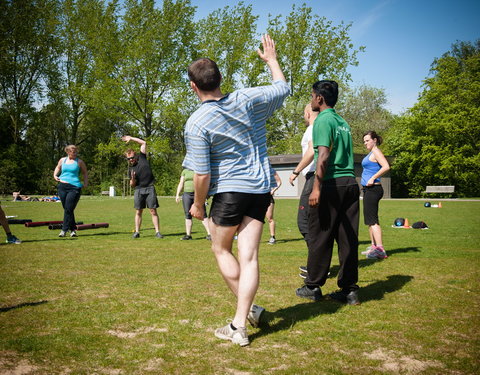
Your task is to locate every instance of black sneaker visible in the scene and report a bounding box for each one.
[328,289,360,305]
[132,232,140,239]
[299,265,307,273]
[181,235,192,240]
[295,285,322,301]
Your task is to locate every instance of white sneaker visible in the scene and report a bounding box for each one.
[361,246,374,255]
[268,236,276,244]
[70,231,77,237]
[247,304,265,328]
[214,322,249,346]
[58,231,66,237]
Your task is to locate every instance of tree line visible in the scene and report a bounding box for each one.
[1,0,478,197]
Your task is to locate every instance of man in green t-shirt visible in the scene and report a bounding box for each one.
[295,80,360,305]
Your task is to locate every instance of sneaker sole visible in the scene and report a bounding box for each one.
[214,331,249,346]
[247,308,264,328]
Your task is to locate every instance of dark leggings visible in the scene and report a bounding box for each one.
[58,183,81,231]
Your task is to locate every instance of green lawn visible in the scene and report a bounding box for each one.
[1,197,479,374]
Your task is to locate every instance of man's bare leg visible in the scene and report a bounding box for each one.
[150,208,160,233]
[232,217,263,328]
[135,209,143,232]
[210,221,240,295]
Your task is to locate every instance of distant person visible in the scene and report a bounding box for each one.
[122,136,163,239]
[289,104,319,276]
[0,205,21,244]
[266,171,282,244]
[361,131,390,260]
[53,145,88,237]
[12,192,31,201]
[183,35,289,346]
[175,168,211,240]
[295,80,360,305]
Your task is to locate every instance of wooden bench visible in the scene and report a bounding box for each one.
[101,191,109,196]
[424,186,455,194]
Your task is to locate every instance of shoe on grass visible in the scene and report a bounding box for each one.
[247,304,265,328]
[58,230,66,238]
[6,234,21,244]
[206,234,211,241]
[295,285,322,301]
[132,232,140,239]
[361,246,374,255]
[70,231,77,237]
[299,265,307,273]
[366,247,387,260]
[215,323,249,346]
[268,236,276,244]
[181,235,192,240]
[155,232,164,239]
[328,289,360,305]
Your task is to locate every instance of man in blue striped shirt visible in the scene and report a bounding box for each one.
[183,35,289,346]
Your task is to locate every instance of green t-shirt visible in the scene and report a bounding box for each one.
[181,169,194,193]
[312,108,355,180]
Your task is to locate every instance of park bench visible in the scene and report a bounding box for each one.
[101,191,109,196]
[424,185,455,194]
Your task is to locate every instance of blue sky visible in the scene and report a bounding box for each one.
[188,0,479,114]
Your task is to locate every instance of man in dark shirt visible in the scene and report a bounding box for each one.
[122,135,162,239]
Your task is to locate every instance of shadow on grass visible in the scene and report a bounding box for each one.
[0,300,48,313]
[386,246,421,256]
[274,237,307,244]
[326,256,396,279]
[251,274,413,342]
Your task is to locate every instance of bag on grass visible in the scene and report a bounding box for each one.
[412,221,428,229]
[393,218,405,227]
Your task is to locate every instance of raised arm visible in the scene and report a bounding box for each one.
[257,34,286,83]
[122,135,147,154]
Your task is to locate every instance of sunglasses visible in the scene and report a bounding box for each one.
[126,156,135,161]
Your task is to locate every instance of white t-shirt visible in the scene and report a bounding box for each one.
[301,124,315,175]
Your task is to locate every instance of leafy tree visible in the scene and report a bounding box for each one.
[195,1,259,93]
[0,0,59,144]
[337,84,393,152]
[386,40,480,197]
[108,0,196,137]
[48,0,111,146]
[265,3,365,154]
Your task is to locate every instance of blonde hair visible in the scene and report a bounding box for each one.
[64,145,78,153]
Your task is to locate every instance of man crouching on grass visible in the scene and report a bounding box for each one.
[182,35,289,346]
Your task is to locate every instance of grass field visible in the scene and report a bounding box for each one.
[0,196,479,374]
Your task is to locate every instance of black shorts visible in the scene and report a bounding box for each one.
[134,186,159,210]
[210,192,271,226]
[362,185,383,225]
[182,192,207,219]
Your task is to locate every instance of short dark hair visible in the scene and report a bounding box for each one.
[188,58,221,91]
[312,80,338,107]
[363,130,383,145]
